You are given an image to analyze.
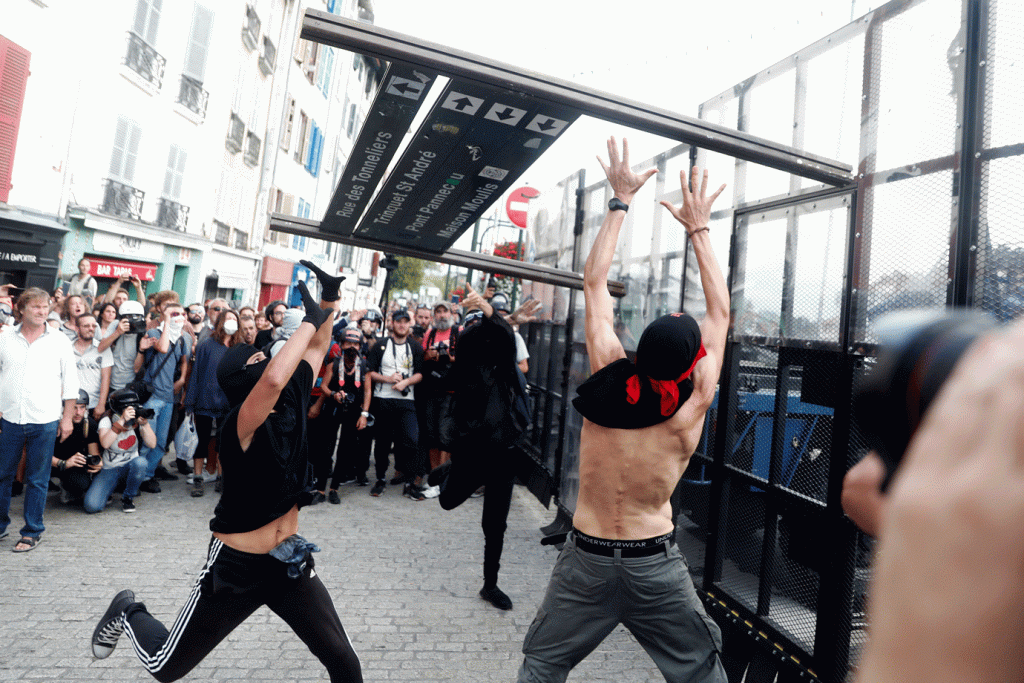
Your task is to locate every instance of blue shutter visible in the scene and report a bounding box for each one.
[320,48,333,98]
[313,130,324,177]
[305,124,318,173]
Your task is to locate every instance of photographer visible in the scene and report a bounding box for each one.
[51,390,102,505]
[366,308,425,498]
[419,301,458,472]
[103,300,148,392]
[849,319,1024,683]
[322,327,373,500]
[83,389,156,514]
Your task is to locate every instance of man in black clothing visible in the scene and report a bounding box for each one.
[323,327,373,500]
[429,283,530,610]
[51,390,102,504]
[90,261,362,683]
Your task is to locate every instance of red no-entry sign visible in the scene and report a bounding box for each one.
[505,186,540,228]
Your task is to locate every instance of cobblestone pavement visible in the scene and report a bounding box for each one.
[0,460,663,682]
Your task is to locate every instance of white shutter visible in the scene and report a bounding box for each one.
[132,0,162,47]
[162,144,186,199]
[109,117,142,183]
[183,3,214,83]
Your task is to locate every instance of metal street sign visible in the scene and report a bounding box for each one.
[352,79,577,253]
[321,62,437,235]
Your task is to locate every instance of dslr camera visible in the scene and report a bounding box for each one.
[86,454,102,468]
[852,308,997,490]
[436,340,450,362]
[107,388,155,428]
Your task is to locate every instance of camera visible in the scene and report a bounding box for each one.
[119,312,147,335]
[107,388,156,428]
[86,454,102,468]
[852,309,997,490]
[399,372,411,396]
[436,340,450,361]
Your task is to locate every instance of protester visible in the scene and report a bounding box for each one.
[182,310,238,497]
[60,294,87,341]
[0,287,79,552]
[238,315,257,345]
[518,140,729,681]
[322,327,372,500]
[197,298,228,345]
[94,302,120,350]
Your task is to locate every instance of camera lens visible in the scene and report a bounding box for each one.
[852,308,997,489]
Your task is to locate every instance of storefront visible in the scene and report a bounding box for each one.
[258,255,293,309]
[0,207,67,292]
[202,246,260,307]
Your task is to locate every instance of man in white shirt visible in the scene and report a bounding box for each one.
[0,287,79,553]
[73,313,113,421]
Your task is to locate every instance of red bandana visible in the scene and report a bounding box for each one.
[625,342,708,416]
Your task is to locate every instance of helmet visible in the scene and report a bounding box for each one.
[118,300,144,317]
[107,388,141,414]
[489,292,511,314]
[360,310,383,323]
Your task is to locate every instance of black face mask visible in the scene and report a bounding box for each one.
[343,347,359,359]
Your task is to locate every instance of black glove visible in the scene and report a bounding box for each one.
[299,260,345,303]
[297,281,332,329]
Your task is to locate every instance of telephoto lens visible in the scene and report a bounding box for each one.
[852,308,997,490]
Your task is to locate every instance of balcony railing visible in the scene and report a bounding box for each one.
[156,197,189,231]
[123,31,166,90]
[241,4,261,51]
[234,230,249,250]
[176,75,209,119]
[214,220,231,246]
[243,131,261,167]
[259,36,276,76]
[102,178,145,221]
[226,112,245,153]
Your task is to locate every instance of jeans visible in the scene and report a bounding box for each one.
[83,457,149,513]
[138,396,173,479]
[0,419,58,539]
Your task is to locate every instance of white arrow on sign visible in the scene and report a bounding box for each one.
[441,92,484,115]
[525,114,568,136]
[386,77,427,100]
[484,103,527,126]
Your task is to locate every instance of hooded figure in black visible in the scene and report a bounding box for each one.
[90,262,365,683]
[429,282,530,611]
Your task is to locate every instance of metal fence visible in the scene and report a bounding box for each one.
[515,1,1023,680]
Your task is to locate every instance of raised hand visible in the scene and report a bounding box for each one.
[510,298,543,325]
[660,167,726,235]
[300,260,346,303]
[597,137,658,202]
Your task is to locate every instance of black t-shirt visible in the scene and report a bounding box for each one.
[210,360,315,534]
[329,354,368,412]
[53,416,99,461]
[254,328,274,351]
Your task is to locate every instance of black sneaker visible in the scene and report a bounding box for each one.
[312,492,327,505]
[91,589,135,658]
[190,478,204,498]
[328,490,341,505]
[479,585,513,611]
[121,496,135,513]
[370,480,386,497]
[356,475,369,487]
[175,459,193,475]
[389,474,405,485]
[154,465,178,481]
[214,476,223,493]
[403,483,427,501]
[139,479,161,494]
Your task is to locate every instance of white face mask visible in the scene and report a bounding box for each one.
[222,318,239,335]
[168,318,185,332]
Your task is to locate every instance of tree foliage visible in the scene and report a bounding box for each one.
[390,255,426,294]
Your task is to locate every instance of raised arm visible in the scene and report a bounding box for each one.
[661,167,728,403]
[585,137,657,373]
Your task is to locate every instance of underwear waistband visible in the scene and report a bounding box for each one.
[571,528,674,557]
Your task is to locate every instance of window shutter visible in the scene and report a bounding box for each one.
[319,47,333,98]
[163,144,186,199]
[0,37,31,204]
[123,121,142,183]
[183,3,214,83]
[280,96,294,151]
[133,0,162,47]
[109,117,141,183]
[281,193,294,215]
[313,131,324,177]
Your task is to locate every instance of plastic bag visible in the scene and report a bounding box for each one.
[173,412,198,461]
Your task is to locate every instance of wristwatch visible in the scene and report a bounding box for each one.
[608,197,629,213]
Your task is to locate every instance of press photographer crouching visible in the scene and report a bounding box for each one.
[842,309,1024,682]
[83,388,156,514]
[51,389,102,505]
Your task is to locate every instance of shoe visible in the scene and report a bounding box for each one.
[214,476,223,493]
[356,475,369,487]
[421,485,440,499]
[337,476,357,486]
[370,480,386,497]
[191,478,204,498]
[59,487,72,505]
[175,459,193,475]
[312,492,327,505]
[479,585,513,611]
[328,490,341,504]
[403,483,426,501]
[154,465,178,481]
[471,486,485,498]
[139,479,161,494]
[121,496,136,513]
[91,590,136,658]
[389,474,404,485]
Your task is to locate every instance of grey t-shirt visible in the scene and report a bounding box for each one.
[74,341,113,409]
[142,330,192,402]
[108,333,140,391]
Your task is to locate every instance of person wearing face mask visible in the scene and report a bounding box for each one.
[197,299,229,346]
[134,302,192,494]
[183,310,239,497]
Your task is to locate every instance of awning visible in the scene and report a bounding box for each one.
[87,256,158,281]
[212,271,252,290]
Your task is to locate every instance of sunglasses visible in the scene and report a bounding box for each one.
[211,306,224,312]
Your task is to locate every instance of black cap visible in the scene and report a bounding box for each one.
[392,308,411,321]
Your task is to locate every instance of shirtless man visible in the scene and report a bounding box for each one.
[518,138,729,682]
[89,262,362,683]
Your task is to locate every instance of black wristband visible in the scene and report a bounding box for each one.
[608,197,630,213]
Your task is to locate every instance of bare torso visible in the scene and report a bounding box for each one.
[213,505,299,554]
[573,395,709,540]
